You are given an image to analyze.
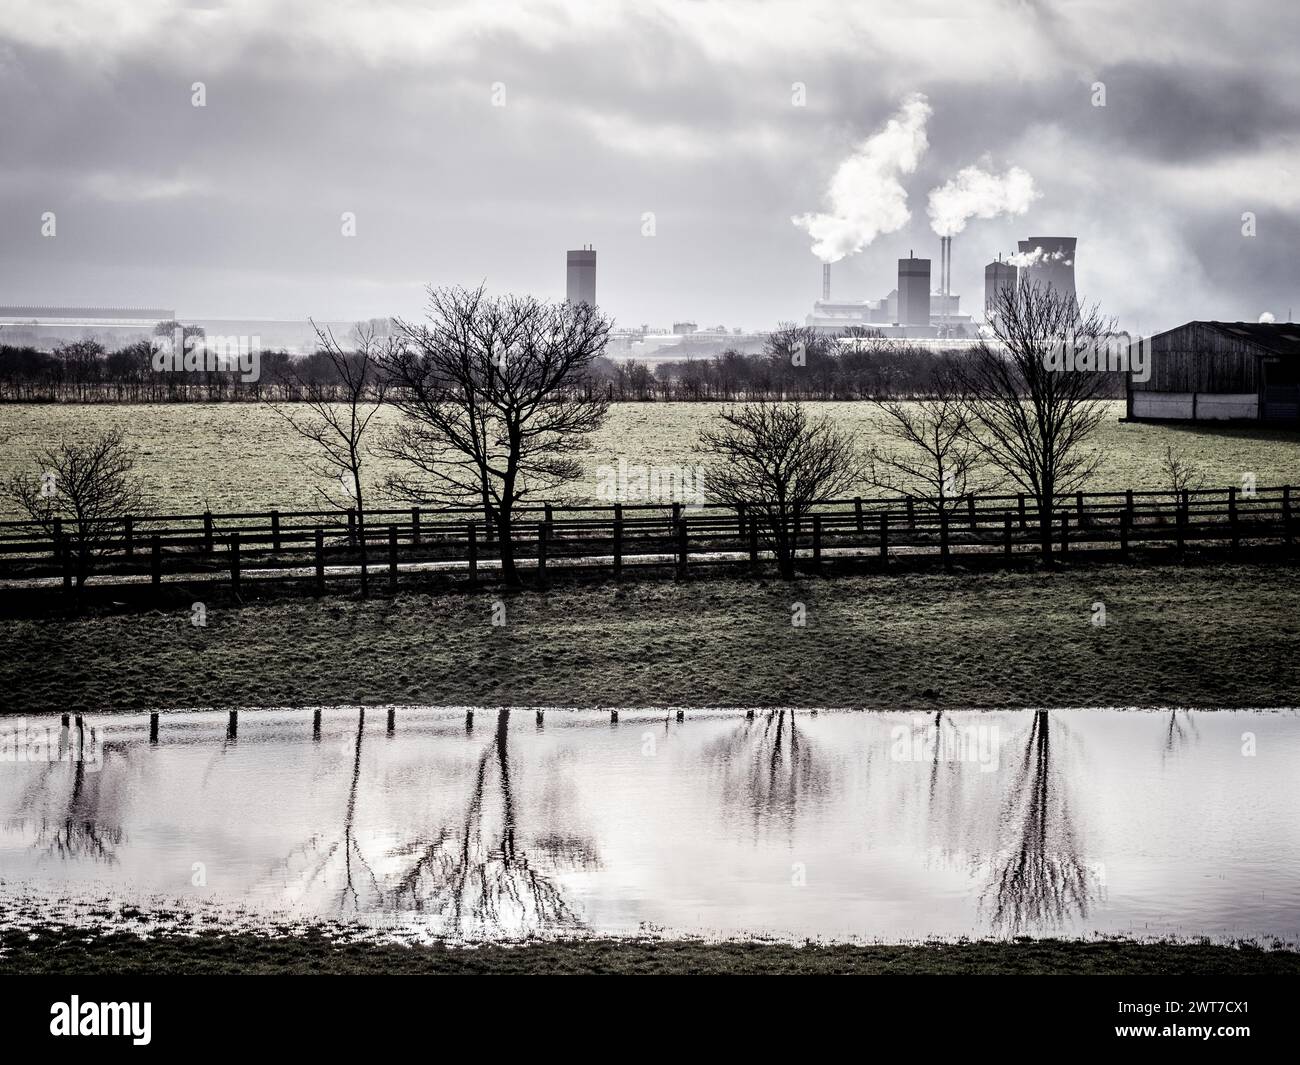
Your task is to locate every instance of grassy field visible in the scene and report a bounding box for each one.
[2,401,1298,518]
[4,926,1297,975]
[3,560,1298,712]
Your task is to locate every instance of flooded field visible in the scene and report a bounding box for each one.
[1,707,1297,945]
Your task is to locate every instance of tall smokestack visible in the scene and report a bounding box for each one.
[822,263,831,302]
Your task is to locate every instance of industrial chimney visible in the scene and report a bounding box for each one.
[822,263,831,302]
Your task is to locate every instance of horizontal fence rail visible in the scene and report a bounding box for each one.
[1,485,1295,596]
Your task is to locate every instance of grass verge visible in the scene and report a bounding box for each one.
[2,559,1299,712]
[4,928,1298,975]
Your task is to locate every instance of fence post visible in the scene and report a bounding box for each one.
[939,509,951,571]
[671,502,681,533]
[151,534,162,586]
[1120,510,1130,556]
[677,518,688,578]
[314,527,325,595]
[613,511,623,580]
[1017,493,1026,529]
[879,513,888,564]
[545,502,554,527]
[1228,486,1239,549]
[230,532,241,597]
[346,508,356,547]
[1284,486,1293,545]
[411,506,421,546]
[52,517,63,561]
[906,496,916,530]
[737,502,747,539]
[1125,489,1134,528]
[388,525,398,591]
[1003,512,1012,558]
[1060,512,1069,556]
[812,515,822,570]
[467,523,478,584]
[203,510,214,553]
[124,516,134,557]
[1076,491,1084,521]
[748,516,759,570]
[967,494,977,530]
[271,509,281,552]
[854,497,864,534]
[537,522,547,582]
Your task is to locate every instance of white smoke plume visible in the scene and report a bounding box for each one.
[792,93,931,263]
[1259,311,1277,323]
[927,164,1038,237]
[1007,245,1072,269]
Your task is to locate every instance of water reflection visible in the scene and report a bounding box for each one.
[386,709,595,933]
[983,711,1093,934]
[0,707,1295,944]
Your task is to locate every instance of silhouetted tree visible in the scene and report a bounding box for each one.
[700,401,859,578]
[954,283,1111,558]
[378,285,611,586]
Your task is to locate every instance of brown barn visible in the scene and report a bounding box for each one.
[1127,321,1300,423]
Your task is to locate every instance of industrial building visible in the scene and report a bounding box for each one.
[1126,321,1300,423]
[1016,236,1076,299]
[0,306,174,349]
[804,251,974,338]
[566,246,597,306]
[984,256,1017,312]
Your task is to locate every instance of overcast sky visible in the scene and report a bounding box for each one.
[2,0,1298,334]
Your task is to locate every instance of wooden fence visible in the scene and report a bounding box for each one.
[1,485,1295,597]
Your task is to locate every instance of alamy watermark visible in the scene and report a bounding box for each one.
[0,717,104,772]
[595,458,707,509]
[890,716,1001,773]
[1043,334,1151,383]
[151,327,261,382]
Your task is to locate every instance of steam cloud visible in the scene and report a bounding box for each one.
[927,164,1038,237]
[792,93,931,263]
[1007,245,1072,269]
[1259,311,1277,323]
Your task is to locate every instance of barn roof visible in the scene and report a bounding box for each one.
[1182,321,1300,356]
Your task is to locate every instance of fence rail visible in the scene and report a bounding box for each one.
[2,484,1295,596]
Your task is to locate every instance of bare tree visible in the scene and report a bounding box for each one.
[699,401,860,579]
[268,322,391,594]
[4,430,148,590]
[953,283,1113,558]
[868,365,990,515]
[1160,442,1200,495]
[377,285,611,586]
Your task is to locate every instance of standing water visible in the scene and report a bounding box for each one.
[0,707,1296,944]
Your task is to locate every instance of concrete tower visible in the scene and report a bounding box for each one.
[566,246,597,306]
[897,251,931,328]
[984,256,1018,314]
[1016,237,1076,300]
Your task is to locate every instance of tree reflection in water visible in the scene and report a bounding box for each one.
[702,710,825,833]
[982,711,1095,935]
[388,708,595,935]
[269,708,596,934]
[1163,709,1199,763]
[23,729,124,864]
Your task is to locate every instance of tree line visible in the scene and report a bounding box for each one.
[0,320,1124,403]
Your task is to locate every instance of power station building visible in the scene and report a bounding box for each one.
[984,257,1017,312]
[897,252,931,328]
[1016,236,1076,299]
[566,247,597,306]
[1126,321,1300,423]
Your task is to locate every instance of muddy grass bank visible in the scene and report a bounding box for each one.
[3,927,1298,976]
[2,560,1298,713]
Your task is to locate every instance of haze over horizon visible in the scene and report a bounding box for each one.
[2,0,1298,335]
